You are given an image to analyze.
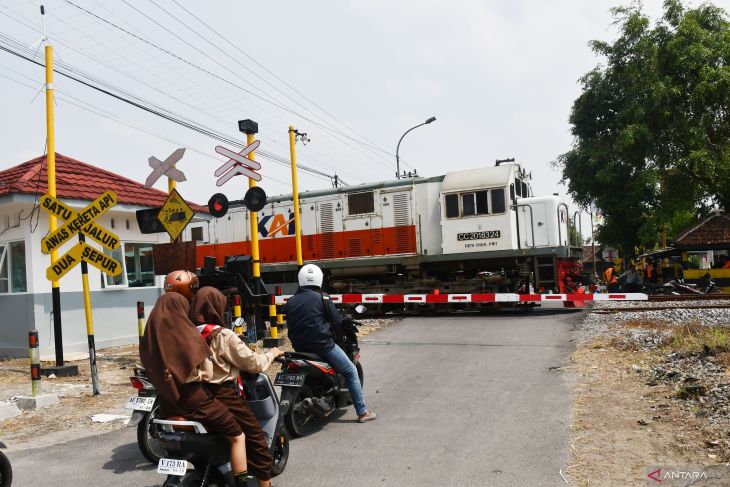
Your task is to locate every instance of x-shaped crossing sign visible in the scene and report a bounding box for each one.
[41,191,121,254]
[145,148,187,188]
[214,140,262,186]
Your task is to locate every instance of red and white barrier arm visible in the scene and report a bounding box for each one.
[274,292,648,305]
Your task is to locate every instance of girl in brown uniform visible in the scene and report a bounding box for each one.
[189,287,284,487]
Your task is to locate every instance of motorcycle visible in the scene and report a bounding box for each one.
[154,370,290,486]
[126,365,164,464]
[0,441,12,487]
[699,272,722,294]
[276,313,364,437]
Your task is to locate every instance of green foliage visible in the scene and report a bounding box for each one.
[557,0,730,260]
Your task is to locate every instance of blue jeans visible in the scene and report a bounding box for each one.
[321,345,366,416]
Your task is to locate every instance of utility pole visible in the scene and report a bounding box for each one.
[288,126,304,267]
[41,6,77,377]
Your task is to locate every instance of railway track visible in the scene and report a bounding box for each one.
[648,293,730,302]
[594,304,730,313]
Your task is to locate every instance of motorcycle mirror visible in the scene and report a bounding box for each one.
[355,305,367,314]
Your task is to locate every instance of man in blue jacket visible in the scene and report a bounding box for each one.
[284,264,377,423]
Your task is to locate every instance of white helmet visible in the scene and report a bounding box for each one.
[298,264,323,288]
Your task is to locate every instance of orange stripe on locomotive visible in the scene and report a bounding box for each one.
[196,225,417,268]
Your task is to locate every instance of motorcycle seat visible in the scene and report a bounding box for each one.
[288,351,326,361]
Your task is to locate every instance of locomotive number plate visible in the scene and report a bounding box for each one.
[457,230,501,241]
[275,373,305,387]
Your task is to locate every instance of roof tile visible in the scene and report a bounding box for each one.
[0,153,207,213]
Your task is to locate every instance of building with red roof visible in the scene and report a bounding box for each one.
[0,153,209,358]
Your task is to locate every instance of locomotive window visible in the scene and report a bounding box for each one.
[461,193,476,216]
[476,191,489,214]
[491,189,506,214]
[445,194,459,218]
[515,178,522,197]
[348,191,374,215]
[521,182,528,197]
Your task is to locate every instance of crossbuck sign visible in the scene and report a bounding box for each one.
[40,191,122,281]
[214,140,261,186]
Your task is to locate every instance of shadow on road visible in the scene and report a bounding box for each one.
[103,441,156,475]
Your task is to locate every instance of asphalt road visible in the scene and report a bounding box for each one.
[8,310,577,487]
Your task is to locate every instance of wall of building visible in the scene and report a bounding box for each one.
[0,198,206,357]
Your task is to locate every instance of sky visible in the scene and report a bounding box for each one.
[1,0,727,230]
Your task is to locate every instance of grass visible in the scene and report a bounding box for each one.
[668,322,730,354]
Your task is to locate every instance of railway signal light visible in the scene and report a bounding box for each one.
[208,193,229,218]
[243,186,267,212]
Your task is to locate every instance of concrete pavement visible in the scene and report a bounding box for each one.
[8,310,578,486]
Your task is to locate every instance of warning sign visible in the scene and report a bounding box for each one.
[46,242,122,281]
[41,192,120,254]
[159,188,194,241]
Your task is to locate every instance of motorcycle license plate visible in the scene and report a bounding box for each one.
[125,396,155,412]
[274,373,305,387]
[158,458,188,476]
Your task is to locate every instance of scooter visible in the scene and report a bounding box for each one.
[276,314,364,437]
[154,371,290,486]
[0,441,12,487]
[126,365,164,464]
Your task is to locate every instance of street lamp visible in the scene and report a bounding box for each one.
[396,116,436,179]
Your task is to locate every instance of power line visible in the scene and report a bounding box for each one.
[0,40,334,183]
[62,0,405,173]
[166,0,401,160]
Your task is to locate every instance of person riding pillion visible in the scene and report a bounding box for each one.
[189,286,284,487]
[284,264,376,423]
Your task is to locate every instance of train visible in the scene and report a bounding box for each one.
[195,161,583,304]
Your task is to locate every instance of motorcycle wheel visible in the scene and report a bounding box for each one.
[270,426,290,477]
[356,362,364,387]
[0,451,12,487]
[284,384,316,438]
[137,402,166,465]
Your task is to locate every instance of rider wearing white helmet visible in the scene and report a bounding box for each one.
[284,264,377,423]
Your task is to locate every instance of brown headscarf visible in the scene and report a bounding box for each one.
[189,286,227,327]
[139,292,210,403]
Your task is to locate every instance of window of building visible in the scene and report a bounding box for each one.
[125,243,155,287]
[491,189,506,214]
[347,191,375,215]
[445,194,459,218]
[104,246,124,286]
[444,189,506,218]
[191,227,204,242]
[0,240,27,293]
[102,242,155,287]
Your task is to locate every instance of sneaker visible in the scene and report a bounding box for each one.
[357,411,377,423]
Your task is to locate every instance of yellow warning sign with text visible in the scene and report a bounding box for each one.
[41,192,120,254]
[159,188,194,241]
[46,242,122,281]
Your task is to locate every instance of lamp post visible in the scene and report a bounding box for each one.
[396,116,436,179]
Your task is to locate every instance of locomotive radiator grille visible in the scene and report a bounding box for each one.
[393,193,414,254]
[319,202,336,259]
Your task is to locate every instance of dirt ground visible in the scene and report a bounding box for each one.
[566,318,730,486]
[0,318,398,451]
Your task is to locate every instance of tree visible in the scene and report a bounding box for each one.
[556,0,730,262]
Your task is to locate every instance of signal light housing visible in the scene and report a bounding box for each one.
[208,193,229,218]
